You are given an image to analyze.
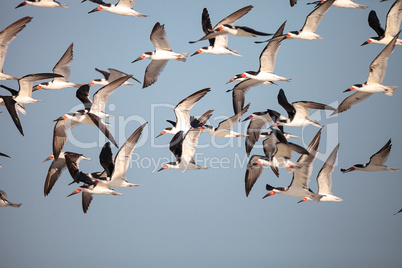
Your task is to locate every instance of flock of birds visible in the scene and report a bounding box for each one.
[0,0,401,214]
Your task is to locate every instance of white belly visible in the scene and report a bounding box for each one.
[247,72,289,82]
[151,51,183,60]
[290,31,321,40]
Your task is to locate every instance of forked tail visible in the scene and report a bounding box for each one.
[176,52,190,62]
[384,86,398,96]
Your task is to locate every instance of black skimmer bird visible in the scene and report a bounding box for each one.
[89,68,140,86]
[33,43,84,90]
[394,208,402,215]
[225,21,287,115]
[203,104,249,138]
[227,21,290,85]
[308,0,367,9]
[16,0,68,8]
[0,17,32,81]
[191,8,241,57]
[245,130,309,196]
[189,5,271,43]
[52,75,132,160]
[273,89,335,128]
[67,180,123,214]
[283,0,335,40]
[361,0,402,46]
[132,22,189,89]
[0,152,10,168]
[298,144,343,203]
[158,128,207,171]
[243,109,277,156]
[84,0,148,17]
[332,32,400,115]
[0,190,22,208]
[156,88,210,138]
[262,129,324,202]
[14,73,63,104]
[2,73,63,106]
[0,73,63,135]
[97,122,147,187]
[341,139,399,173]
[42,152,91,196]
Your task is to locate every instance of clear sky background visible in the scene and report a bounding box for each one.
[1,0,401,267]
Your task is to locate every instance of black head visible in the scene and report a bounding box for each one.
[222,24,234,29]
[246,71,258,76]
[265,183,275,191]
[354,164,366,168]
[267,109,280,122]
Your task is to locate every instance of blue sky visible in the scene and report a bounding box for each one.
[1,0,402,267]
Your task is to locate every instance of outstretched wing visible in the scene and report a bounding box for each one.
[331,92,373,115]
[150,22,171,51]
[143,60,168,89]
[111,122,147,181]
[87,113,119,148]
[316,144,339,195]
[217,103,250,130]
[91,75,132,114]
[0,16,32,72]
[52,43,74,82]
[181,128,202,164]
[369,139,392,166]
[1,96,23,135]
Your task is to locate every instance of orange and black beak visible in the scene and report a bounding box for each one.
[132,55,145,63]
[89,6,102,14]
[158,165,168,172]
[340,167,355,173]
[156,130,166,138]
[262,190,275,199]
[343,87,354,93]
[225,77,236,84]
[297,197,308,203]
[66,188,81,197]
[191,50,202,57]
[43,155,54,163]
